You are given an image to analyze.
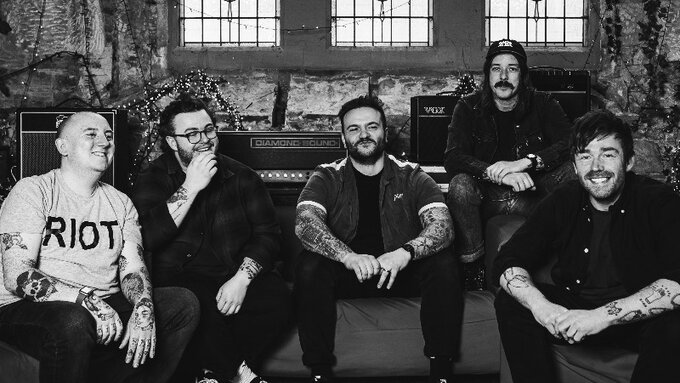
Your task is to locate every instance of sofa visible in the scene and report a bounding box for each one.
[0,201,508,382]
[0,206,642,383]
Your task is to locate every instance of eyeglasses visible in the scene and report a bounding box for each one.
[171,126,217,144]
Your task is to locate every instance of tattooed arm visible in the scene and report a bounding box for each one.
[2,231,85,302]
[405,205,454,260]
[499,266,568,338]
[167,151,217,227]
[215,257,262,316]
[554,279,680,344]
[2,231,125,344]
[118,241,156,368]
[295,203,380,282]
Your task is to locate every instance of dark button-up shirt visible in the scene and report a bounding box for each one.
[132,153,281,280]
[492,173,680,294]
[297,154,447,252]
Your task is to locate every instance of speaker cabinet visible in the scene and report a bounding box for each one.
[529,70,591,122]
[16,109,129,192]
[410,95,460,165]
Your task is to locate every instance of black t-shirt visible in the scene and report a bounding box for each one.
[491,109,517,163]
[579,205,628,306]
[349,168,384,256]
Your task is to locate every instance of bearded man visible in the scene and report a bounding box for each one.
[132,95,291,383]
[493,110,680,382]
[294,95,463,383]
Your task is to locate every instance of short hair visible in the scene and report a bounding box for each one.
[56,112,107,138]
[338,95,387,132]
[570,109,635,165]
[158,94,216,152]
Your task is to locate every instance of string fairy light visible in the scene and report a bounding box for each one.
[118,70,243,187]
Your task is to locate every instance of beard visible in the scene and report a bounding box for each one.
[579,169,626,206]
[177,142,215,168]
[347,137,386,165]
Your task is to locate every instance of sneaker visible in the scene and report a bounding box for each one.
[195,369,221,383]
[311,375,333,383]
[235,361,267,383]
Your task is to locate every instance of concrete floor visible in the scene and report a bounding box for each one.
[267,375,499,383]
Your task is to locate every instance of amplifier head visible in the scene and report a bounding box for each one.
[410,95,460,165]
[217,131,346,170]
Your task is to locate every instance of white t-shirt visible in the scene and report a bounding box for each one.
[0,169,141,307]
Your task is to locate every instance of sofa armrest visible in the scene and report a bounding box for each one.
[484,215,526,290]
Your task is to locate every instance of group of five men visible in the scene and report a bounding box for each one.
[0,38,679,383]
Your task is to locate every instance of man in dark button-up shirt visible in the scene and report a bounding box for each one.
[494,110,680,383]
[444,39,573,267]
[132,96,291,383]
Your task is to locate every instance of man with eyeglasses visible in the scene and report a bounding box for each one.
[132,95,291,383]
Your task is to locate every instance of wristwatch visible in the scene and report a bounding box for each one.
[525,153,538,169]
[76,286,94,306]
[401,244,416,260]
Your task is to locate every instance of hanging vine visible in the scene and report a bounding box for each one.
[603,0,623,60]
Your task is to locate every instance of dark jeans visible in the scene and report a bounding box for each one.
[0,287,199,383]
[447,162,574,262]
[294,250,464,376]
[156,270,292,382]
[495,284,680,383]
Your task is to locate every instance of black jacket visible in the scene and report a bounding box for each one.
[444,90,572,179]
[492,173,680,294]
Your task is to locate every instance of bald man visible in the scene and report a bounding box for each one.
[0,112,199,383]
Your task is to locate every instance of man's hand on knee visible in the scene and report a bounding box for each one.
[342,253,380,282]
[81,294,124,345]
[554,308,610,344]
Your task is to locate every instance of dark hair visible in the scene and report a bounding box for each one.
[570,109,635,165]
[479,53,532,116]
[158,94,216,152]
[338,95,387,132]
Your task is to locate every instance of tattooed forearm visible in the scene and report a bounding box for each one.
[605,279,680,326]
[15,270,57,301]
[119,255,128,273]
[133,297,155,330]
[1,232,29,252]
[407,207,454,260]
[295,204,353,262]
[605,301,622,316]
[83,294,116,321]
[503,268,531,290]
[615,310,646,324]
[121,273,145,303]
[239,257,263,280]
[167,186,189,216]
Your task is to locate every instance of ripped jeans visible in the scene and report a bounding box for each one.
[446,162,574,263]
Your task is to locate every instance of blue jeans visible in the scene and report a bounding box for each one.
[0,287,200,383]
[447,162,575,262]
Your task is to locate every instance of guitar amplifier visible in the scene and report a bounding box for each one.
[410,95,460,165]
[217,131,346,185]
[16,109,129,191]
[529,69,591,122]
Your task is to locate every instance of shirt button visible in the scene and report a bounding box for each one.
[584,248,589,253]
[566,287,571,291]
[620,209,625,213]
[186,253,192,258]
[576,279,581,284]
[587,218,591,222]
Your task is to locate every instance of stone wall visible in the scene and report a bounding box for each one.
[0,1,678,181]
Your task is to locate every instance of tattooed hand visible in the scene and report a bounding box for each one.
[82,293,124,345]
[120,297,156,368]
[554,308,610,344]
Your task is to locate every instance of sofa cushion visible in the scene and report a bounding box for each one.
[261,291,500,377]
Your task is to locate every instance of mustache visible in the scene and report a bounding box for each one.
[494,81,515,89]
[356,138,377,145]
[586,170,614,179]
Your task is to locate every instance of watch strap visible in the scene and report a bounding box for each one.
[76,286,94,306]
[401,244,416,260]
